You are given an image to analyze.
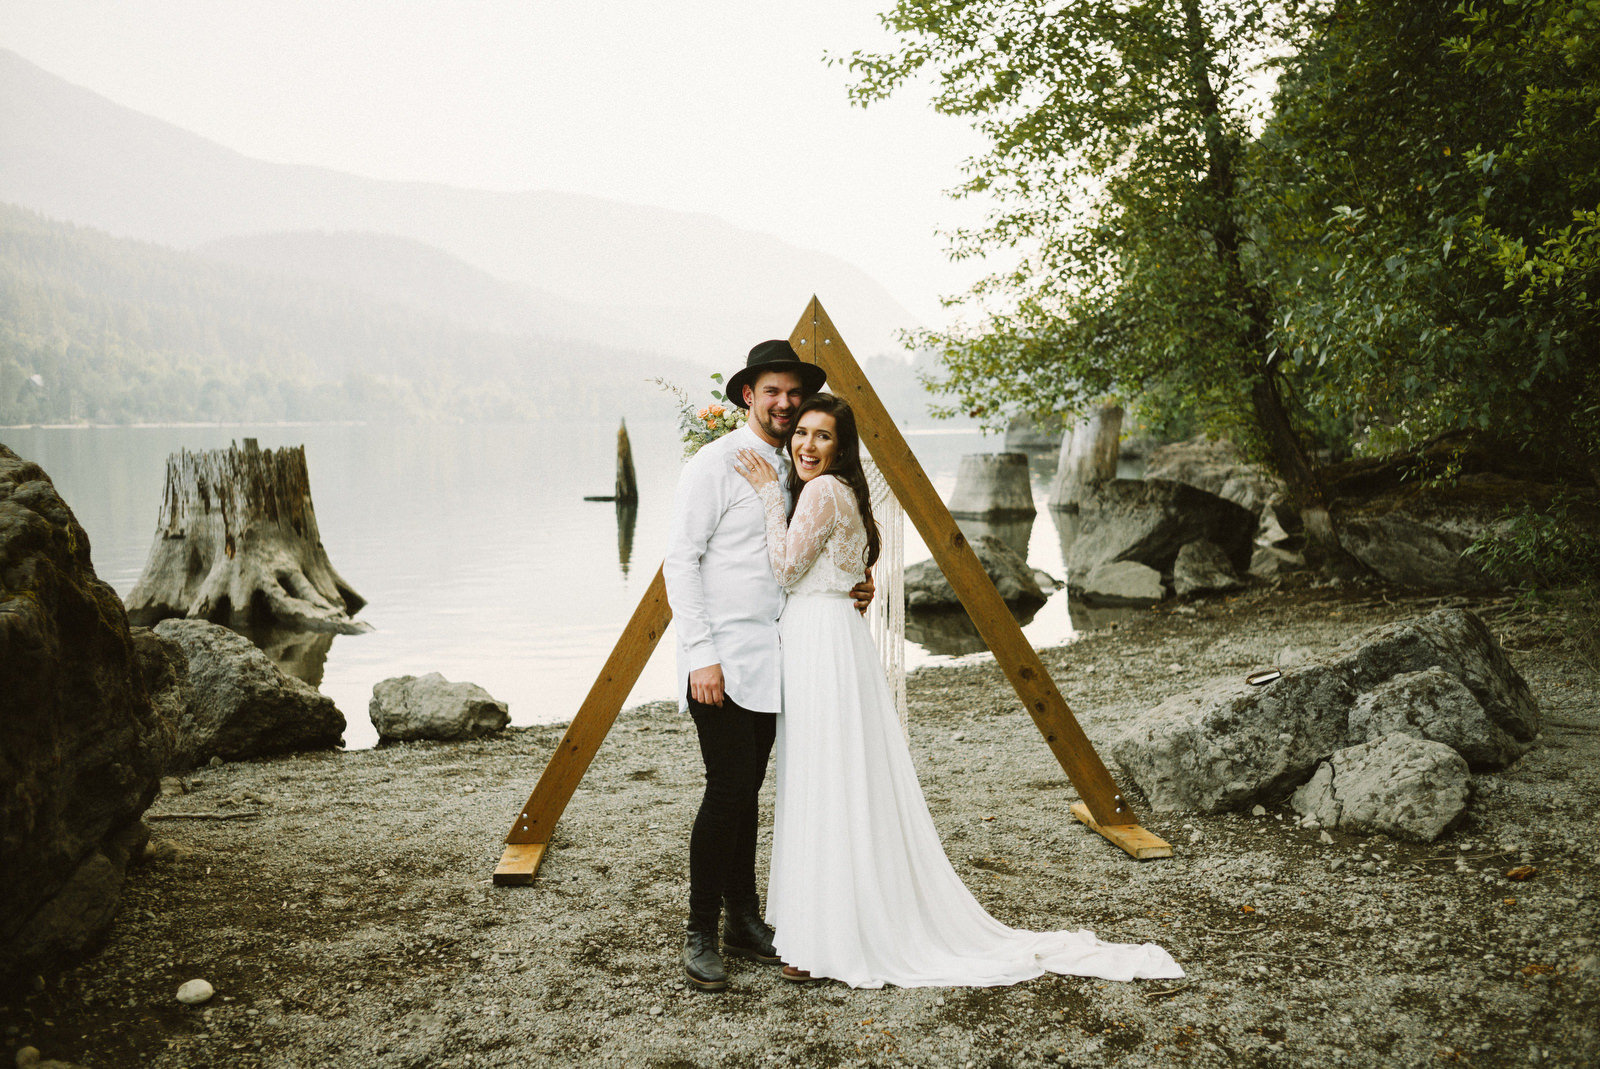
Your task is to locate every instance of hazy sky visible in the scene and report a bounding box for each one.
[2,0,999,323]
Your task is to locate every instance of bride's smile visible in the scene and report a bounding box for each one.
[790,412,838,481]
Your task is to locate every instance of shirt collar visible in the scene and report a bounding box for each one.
[742,423,787,463]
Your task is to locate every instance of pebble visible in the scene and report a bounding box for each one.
[15,1049,39,1068]
[1251,805,1267,817]
[1320,831,1334,844]
[649,1005,663,1016]
[208,755,223,768]
[952,732,966,742]
[177,979,215,1005]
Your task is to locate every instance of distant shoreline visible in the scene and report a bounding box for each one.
[4,420,991,435]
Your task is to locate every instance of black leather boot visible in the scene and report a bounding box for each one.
[722,898,781,965]
[683,931,728,991]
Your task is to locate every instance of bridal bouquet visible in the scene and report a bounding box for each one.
[657,373,747,457]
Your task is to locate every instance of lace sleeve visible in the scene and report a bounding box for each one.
[754,476,841,588]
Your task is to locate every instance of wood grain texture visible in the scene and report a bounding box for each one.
[1070,803,1174,860]
[492,842,548,885]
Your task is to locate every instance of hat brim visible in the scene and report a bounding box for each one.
[725,361,828,409]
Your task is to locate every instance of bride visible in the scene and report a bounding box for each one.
[733,393,1183,989]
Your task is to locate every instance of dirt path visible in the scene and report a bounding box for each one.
[4,585,1597,1068]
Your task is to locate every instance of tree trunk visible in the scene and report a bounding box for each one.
[1180,0,1340,553]
[125,440,370,634]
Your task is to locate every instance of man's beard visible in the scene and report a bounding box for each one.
[752,407,791,441]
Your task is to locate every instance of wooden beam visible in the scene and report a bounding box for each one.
[1071,803,1174,860]
[493,842,548,885]
[789,296,1140,830]
[494,296,1170,888]
[493,566,673,885]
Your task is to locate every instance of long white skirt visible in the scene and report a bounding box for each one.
[767,593,1184,989]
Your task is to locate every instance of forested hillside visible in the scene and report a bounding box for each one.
[0,48,919,363]
[0,205,688,424]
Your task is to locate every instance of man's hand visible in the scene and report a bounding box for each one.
[851,571,876,614]
[689,664,726,707]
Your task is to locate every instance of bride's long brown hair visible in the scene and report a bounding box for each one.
[785,393,880,570]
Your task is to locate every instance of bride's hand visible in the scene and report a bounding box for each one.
[733,448,778,488]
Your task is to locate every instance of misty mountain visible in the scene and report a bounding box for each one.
[196,230,622,345]
[0,203,696,425]
[0,48,920,364]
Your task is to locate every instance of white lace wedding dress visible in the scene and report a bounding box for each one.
[753,474,1184,989]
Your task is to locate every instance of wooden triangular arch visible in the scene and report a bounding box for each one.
[493,297,1169,886]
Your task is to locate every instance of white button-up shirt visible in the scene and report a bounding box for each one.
[664,423,790,714]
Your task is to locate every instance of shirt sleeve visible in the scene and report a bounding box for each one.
[663,451,725,670]
[755,475,841,588]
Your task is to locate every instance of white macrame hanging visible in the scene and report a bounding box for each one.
[862,454,907,735]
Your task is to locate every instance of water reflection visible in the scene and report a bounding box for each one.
[616,500,637,576]
[904,602,1043,657]
[1065,598,1141,631]
[954,514,1035,559]
[238,625,335,686]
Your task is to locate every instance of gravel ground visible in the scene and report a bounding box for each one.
[3,584,1597,1068]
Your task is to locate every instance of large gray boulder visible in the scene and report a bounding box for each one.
[369,673,510,742]
[1143,436,1284,513]
[1348,666,1527,770]
[1004,413,1064,451]
[1112,607,1535,816]
[1329,608,1539,745]
[1172,539,1246,598]
[1066,478,1257,580]
[905,535,1049,610]
[130,626,192,734]
[1250,544,1307,580]
[1291,734,1470,843]
[1334,507,1497,591]
[1079,560,1164,607]
[153,618,345,767]
[1,445,168,982]
[1110,665,1358,813]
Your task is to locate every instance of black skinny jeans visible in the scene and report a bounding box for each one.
[686,692,776,933]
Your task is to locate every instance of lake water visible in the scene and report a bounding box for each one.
[2,420,1120,749]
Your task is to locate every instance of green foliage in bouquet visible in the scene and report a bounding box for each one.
[656,373,748,458]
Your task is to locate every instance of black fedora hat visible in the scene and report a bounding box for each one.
[725,339,827,409]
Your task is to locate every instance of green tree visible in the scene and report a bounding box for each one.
[843,0,1348,538]
[1259,0,1599,484]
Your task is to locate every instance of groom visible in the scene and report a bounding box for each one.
[663,339,872,991]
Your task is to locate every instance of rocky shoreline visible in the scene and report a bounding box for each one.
[2,583,1596,1068]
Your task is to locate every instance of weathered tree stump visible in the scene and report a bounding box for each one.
[125,440,370,634]
[585,419,640,502]
[947,453,1037,518]
[1048,403,1124,510]
[615,419,639,504]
